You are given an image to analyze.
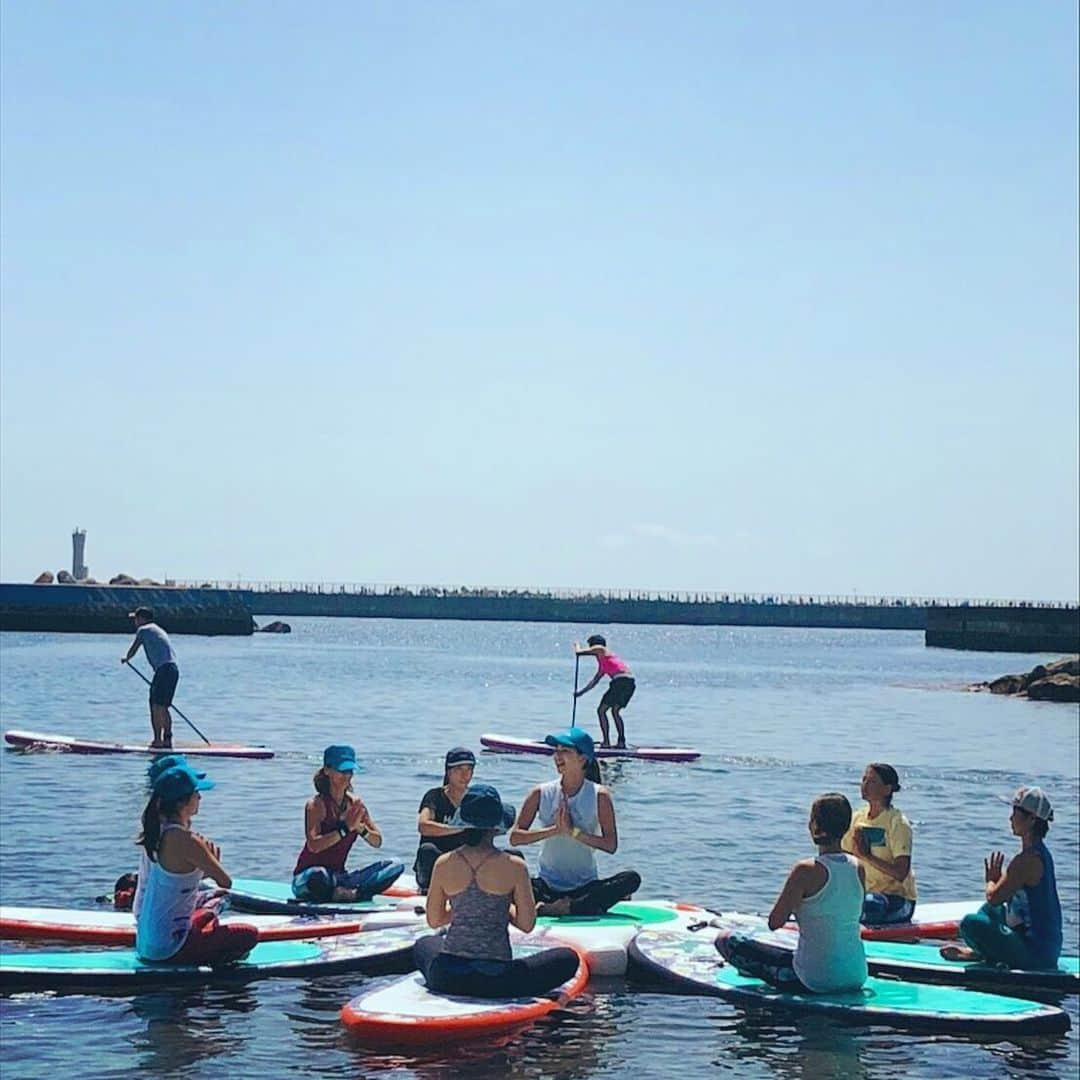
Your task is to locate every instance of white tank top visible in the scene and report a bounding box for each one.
[537,778,599,891]
[135,825,203,961]
[792,853,868,993]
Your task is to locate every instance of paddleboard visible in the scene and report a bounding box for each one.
[481,733,700,763]
[706,913,1079,994]
[0,925,428,993]
[0,905,422,946]
[520,900,711,976]
[340,944,588,1045]
[227,876,422,917]
[628,929,1070,1035]
[856,901,982,942]
[4,729,273,760]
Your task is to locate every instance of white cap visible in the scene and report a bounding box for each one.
[999,786,1054,822]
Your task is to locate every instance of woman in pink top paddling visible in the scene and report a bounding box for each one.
[573,635,636,749]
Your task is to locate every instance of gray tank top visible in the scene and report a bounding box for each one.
[442,849,512,962]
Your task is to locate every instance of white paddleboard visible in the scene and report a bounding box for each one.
[4,728,273,760]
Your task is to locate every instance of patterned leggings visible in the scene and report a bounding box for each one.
[714,929,807,992]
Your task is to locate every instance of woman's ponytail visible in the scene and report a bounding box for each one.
[138,793,163,861]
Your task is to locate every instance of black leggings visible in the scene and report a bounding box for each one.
[414,845,525,892]
[413,934,579,998]
[532,871,642,916]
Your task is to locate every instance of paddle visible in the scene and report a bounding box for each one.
[126,661,212,745]
[572,652,580,724]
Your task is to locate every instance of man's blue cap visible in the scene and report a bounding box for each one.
[147,754,205,784]
[153,763,215,802]
[544,727,596,761]
[449,783,515,833]
[323,744,358,772]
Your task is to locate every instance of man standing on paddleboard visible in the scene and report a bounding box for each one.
[121,606,179,749]
[573,635,635,749]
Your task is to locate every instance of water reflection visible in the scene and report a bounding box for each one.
[128,986,256,1071]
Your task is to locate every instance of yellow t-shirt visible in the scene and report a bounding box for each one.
[842,805,917,901]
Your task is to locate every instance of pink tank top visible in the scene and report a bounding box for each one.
[598,652,631,677]
[293,794,358,874]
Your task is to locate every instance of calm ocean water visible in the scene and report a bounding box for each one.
[1,618,1077,1079]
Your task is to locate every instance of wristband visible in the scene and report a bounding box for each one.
[358,825,369,839]
[571,826,582,839]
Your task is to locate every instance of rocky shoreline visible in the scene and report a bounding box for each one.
[973,656,1080,702]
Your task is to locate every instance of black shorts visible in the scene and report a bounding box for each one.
[600,676,635,709]
[150,663,179,707]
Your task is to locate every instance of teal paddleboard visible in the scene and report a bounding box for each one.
[227,876,419,917]
[1,925,427,992]
[629,929,1070,1035]
[705,912,1079,995]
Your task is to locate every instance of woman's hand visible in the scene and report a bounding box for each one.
[345,800,368,830]
[851,828,869,856]
[554,799,573,836]
[984,851,1005,883]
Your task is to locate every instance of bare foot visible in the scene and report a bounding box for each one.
[537,898,572,917]
[939,944,977,962]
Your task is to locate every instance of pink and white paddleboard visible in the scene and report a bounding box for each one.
[480,732,700,763]
[4,729,274,760]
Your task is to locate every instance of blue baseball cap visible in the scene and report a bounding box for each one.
[147,754,204,784]
[153,763,215,802]
[449,783,516,833]
[323,744,358,772]
[544,727,596,761]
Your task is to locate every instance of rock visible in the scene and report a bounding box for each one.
[1025,674,1080,703]
[33,571,54,584]
[138,578,162,586]
[257,620,292,634]
[1045,656,1080,678]
[56,570,75,583]
[988,675,1025,695]
[110,574,138,585]
[977,656,1080,702]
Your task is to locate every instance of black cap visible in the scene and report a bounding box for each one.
[129,606,154,621]
[445,746,476,768]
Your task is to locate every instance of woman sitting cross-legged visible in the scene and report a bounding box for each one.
[510,727,641,916]
[715,793,868,994]
[413,784,580,997]
[292,744,403,902]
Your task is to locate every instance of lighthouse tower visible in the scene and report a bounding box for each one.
[72,528,89,581]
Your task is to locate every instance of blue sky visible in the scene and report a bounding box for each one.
[2,3,1076,601]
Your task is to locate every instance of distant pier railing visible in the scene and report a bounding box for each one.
[176,579,1075,611]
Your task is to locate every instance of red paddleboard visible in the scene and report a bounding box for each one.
[341,945,588,1045]
[4,729,273,760]
[0,905,379,945]
[480,732,699,763]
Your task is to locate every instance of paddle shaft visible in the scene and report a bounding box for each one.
[572,653,580,724]
[126,661,212,745]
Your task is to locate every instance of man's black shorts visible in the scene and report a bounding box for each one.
[599,676,636,709]
[149,662,180,707]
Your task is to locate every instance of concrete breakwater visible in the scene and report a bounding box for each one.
[3,581,1076,650]
[926,605,1080,654]
[239,587,931,629]
[0,583,254,636]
